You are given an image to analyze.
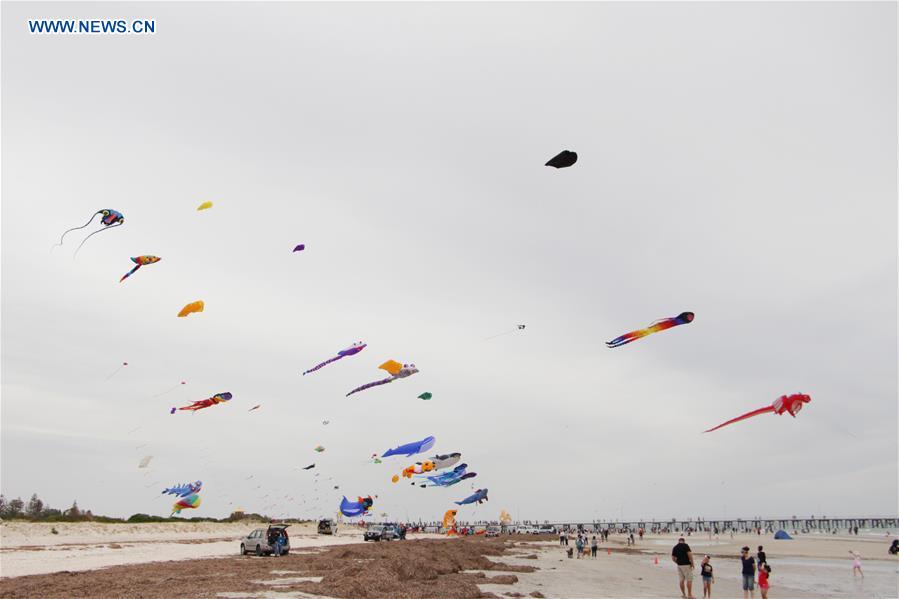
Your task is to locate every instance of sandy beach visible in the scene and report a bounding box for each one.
[2,525,896,597]
[0,521,366,578]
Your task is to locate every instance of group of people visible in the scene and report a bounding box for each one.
[672,538,771,599]
[267,527,289,557]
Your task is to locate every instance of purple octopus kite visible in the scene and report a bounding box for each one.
[303,342,367,376]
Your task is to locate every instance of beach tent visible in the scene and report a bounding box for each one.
[774,530,793,540]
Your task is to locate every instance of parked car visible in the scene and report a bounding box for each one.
[486,526,501,538]
[518,526,539,534]
[240,524,290,556]
[536,526,556,535]
[318,519,337,535]
[364,525,388,541]
[383,525,400,540]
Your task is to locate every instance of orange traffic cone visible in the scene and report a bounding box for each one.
[654,556,659,565]
[607,548,611,555]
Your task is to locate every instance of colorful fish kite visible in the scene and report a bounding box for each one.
[314,445,325,453]
[545,150,577,169]
[429,453,462,470]
[302,463,315,470]
[704,393,812,433]
[52,209,125,257]
[303,342,366,376]
[105,362,128,381]
[339,496,373,517]
[248,404,261,412]
[162,481,202,497]
[381,435,435,458]
[197,201,213,211]
[171,392,232,413]
[347,360,418,397]
[395,460,435,481]
[419,464,476,488]
[418,392,433,401]
[293,244,305,252]
[177,301,205,318]
[606,312,694,348]
[455,488,489,505]
[171,493,202,515]
[119,256,161,283]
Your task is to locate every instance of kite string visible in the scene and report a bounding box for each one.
[51,212,99,252]
[483,328,518,341]
[105,363,126,381]
[73,220,123,259]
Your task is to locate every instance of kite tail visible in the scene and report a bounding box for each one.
[73,221,123,259]
[303,355,342,375]
[51,212,100,252]
[704,406,776,433]
[606,330,645,348]
[346,377,394,397]
[119,264,141,283]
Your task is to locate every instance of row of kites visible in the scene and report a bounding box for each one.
[338,436,489,518]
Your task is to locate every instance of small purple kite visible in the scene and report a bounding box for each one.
[293,244,305,252]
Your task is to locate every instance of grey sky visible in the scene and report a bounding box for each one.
[2,2,896,523]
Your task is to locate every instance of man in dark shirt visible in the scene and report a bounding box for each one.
[671,537,695,599]
[740,546,756,598]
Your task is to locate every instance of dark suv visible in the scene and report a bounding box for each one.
[364,525,388,541]
[318,519,337,535]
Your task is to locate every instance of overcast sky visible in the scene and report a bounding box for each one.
[2,2,896,523]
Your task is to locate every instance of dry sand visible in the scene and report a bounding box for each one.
[0,521,365,578]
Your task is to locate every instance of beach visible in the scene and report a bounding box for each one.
[2,524,896,597]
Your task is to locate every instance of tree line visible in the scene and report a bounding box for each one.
[0,493,297,524]
[0,494,100,522]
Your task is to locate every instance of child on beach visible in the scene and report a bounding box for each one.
[851,551,863,577]
[758,563,771,599]
[700,555,714,598]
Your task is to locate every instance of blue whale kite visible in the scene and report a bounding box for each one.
[381,435,435,458]
[455,488,489,505]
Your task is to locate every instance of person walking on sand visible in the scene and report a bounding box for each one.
[700,555,714,599]
[591,535,598,558]
[758,563,771,599]
[851,551,863,577]
[757,546,767,567]
[560,530,567,546]
[672,537,695,599]
[740,546,756,599]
